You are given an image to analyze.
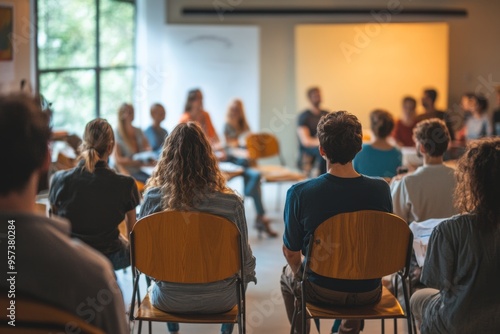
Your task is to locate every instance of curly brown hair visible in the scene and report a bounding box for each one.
[454,138,500,231]
[413,118,450,157]
[317,111,362,165]
[145,122,231,210]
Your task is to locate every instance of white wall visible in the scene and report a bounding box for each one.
[135,0,259,137]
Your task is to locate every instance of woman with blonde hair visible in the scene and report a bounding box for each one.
[224,99,277,238]
[115,103,154,183]
[140,122,256,334]
[50,118,140,270]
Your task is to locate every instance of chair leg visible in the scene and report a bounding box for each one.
[138,320,142,334]
[148,321,152,334]
[394,318,397,334]
[381,318,385,334]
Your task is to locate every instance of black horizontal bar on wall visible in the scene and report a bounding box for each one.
[182,7,468,18]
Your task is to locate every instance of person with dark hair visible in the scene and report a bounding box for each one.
[144,103,168,155]
[297,87,329,175]
[0,94,128,333]
[140,122,256,334]
[353,109,402,179]
[391,118,457,224]
[281,111,392,334]
[50,118,140,270]
[410,138,500,333]
[465,94,492,140]
[415,88,455,140]
[393,96,417,147]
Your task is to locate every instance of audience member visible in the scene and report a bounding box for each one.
[297,87,329,175]
[393,96,417,147]
[50,118,140,270]
[415,88,455,140]
[353,109,402,179]
[0,94,128,333]
[224,99,277,238]
[180,88,225,158]
[114,103,154,183]
[494,86,500,135]
[410,138,500,333]
[465,94,492,140]
[391,119,457,223]
[144,103,168,155]
[281,111,392,334]
[140,122,256,334]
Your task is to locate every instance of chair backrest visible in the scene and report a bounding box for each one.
[131,210,242,283]
[307,210,412,280]
[0,293,104,334]
[246,133,280,160]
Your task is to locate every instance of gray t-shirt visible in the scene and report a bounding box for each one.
[0,212,128,333]
[421,214,500,333]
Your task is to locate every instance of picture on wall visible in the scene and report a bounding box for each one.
[0,5,14,61]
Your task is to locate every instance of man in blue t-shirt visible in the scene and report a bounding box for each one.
[281,111,393,334]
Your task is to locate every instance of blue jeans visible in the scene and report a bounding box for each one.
[300,146,326,175]
[228,156,265,216]
[106,236,130,270]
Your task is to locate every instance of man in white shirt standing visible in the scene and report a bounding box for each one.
[391,118,458,224]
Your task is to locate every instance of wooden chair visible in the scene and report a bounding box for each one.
[0,293,104,334]
[246,133,306,209]
[293,210,413,334]
[55,152,76,170]
[35,202,48,217]
[129,211,246,334]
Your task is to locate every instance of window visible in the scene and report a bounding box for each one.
[36,0,135,135]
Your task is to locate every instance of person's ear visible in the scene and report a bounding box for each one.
[319,145,327,160]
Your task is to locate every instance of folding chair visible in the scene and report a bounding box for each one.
[293,210,413,334]
[246,133,306,209]
[129,210,246,334]
[0,293,104,334]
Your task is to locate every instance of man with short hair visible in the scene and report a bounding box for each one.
[416,88,455,140]
[297,87,329,175]
[282,111,393,334]
[0,94,128,333]
[391,118,458,224]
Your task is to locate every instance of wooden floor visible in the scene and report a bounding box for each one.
[118,178,409,334]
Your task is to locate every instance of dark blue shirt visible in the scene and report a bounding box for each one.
[283,173,392,292]
[144,125,168,153]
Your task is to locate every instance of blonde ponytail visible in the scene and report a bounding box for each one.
[79,119,115,173]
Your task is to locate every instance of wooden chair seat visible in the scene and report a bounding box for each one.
[256,165,306,182]
[306,286,404,319]
[0,294,104,334]
[135,294,239,324]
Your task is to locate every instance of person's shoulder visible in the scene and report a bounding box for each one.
[214,191,244,205]
[298,109,312,120]
[435,214,473,236]
[361,175,390,188]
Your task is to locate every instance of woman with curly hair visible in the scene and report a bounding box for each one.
[410,138,500,333]
[139,122,256,334]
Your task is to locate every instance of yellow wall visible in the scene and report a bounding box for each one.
[295,23,449,129]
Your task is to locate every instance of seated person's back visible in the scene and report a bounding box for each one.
[50,119,140,270]
[282,111,392,334]
[0,94,128,334]
[391,118,458,223]
[410,138,500,334]
[353,109,402,178]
